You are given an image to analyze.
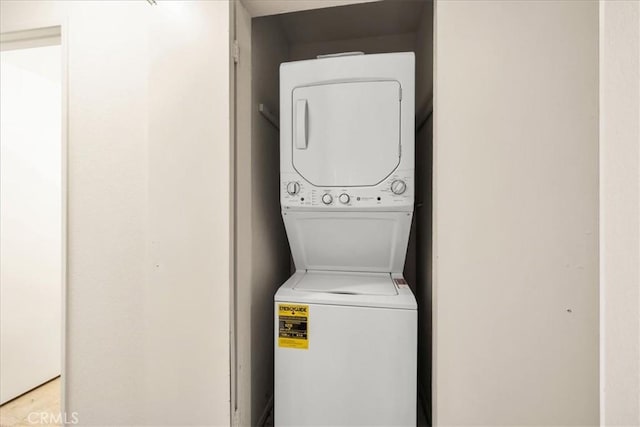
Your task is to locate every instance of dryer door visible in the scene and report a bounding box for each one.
[291,80,401,187]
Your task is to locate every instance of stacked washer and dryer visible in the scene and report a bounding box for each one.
[274,52,416,426]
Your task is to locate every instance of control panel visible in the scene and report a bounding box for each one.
[281,170,413,209]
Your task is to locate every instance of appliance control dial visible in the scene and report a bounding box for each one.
[322,193,333,205]
[391,179,407,195]
[339,193,350,204]
[286,181,300,195]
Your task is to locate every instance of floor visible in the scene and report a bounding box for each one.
[1,378,426,427]
[0,378,60,427]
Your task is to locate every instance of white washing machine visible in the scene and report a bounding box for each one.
[275,52,416,426]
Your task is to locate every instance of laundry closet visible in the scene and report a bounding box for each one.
[232,0,600,425]
[232,1,433,425]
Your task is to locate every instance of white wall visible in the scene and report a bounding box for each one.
[600,1,640,425]
[0,43,62,404]
[62,4,149,422]
[145,3,231,425]
[433,1,599,425]
[0,2,231,425]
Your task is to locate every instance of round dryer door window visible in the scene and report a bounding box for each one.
[291,80,401,187]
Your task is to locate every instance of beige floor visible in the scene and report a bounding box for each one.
[0,378,60,427]
[1,377,427,427]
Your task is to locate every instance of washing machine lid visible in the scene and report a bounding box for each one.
[293,271,397,296]
[282,210,412,273]
[275,271,417,310]
[291,80,401,187]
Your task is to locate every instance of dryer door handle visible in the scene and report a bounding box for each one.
[295,99,308,150]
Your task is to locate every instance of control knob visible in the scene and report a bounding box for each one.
[286,181,300,195]
[391,180,407,195]
[339,193,350,204]
[321,193,333,205]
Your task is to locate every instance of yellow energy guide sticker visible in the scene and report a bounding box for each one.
[278,304,309,350]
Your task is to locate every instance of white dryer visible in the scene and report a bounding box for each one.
[275,52,416,426]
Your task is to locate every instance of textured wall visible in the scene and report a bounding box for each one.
[433,1,599,425]
[0,2,231,425]
[600,1,640,425]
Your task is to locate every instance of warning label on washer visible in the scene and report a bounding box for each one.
[278,304,308,350]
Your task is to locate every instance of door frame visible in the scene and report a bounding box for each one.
[0,23,68,414]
